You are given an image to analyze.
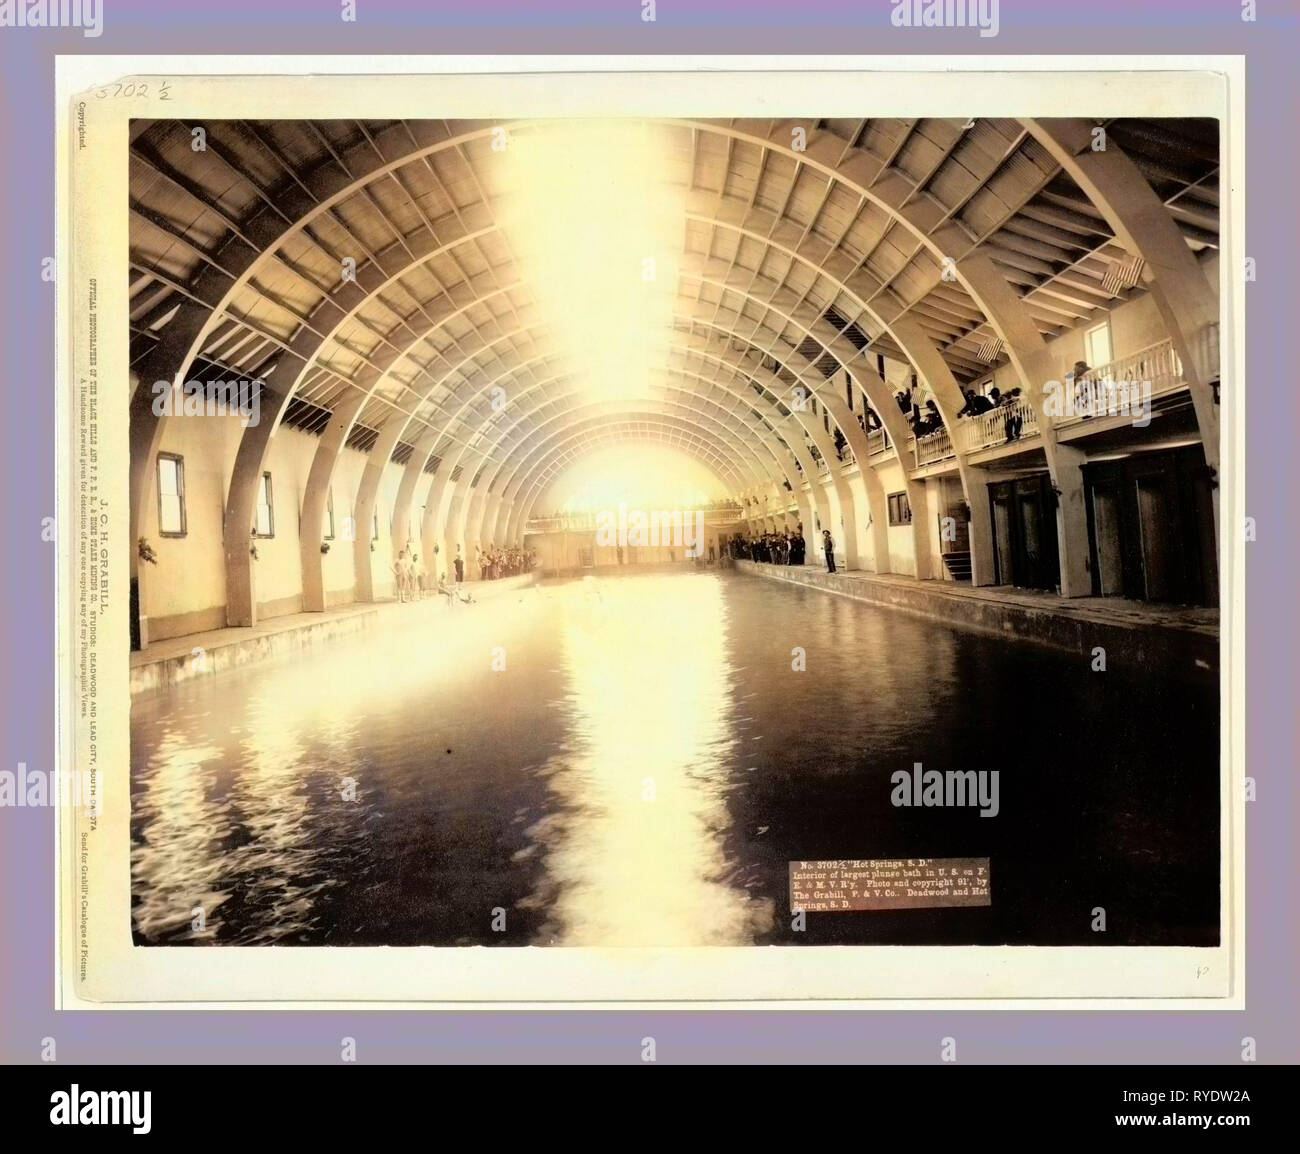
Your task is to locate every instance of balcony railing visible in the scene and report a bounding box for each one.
[815,456,830,476]
[913,426,955,466]
[957,396,1040,454]
[1055,336,1184,430]
[854,326,1217,472]
[952,329,1219,449]
[526,505,745,533]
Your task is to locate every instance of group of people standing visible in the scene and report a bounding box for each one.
[474,543,535,581]
[391,547,432,603]
[390,541,536,603]
[728,526,840,572]
[729,531,805,565]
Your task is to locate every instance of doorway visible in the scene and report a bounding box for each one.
[987,474,1060,591]
[1082,446,1217,605]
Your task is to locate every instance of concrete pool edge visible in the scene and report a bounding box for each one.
[736,561,1219,681]
[128,573,540,696]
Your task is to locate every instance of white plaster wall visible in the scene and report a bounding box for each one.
[141,418,414,637]
[138,411,244,630]
[871,458,917,576]
[847,471,876,571]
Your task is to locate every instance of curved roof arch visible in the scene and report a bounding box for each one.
[128,114,1218,567]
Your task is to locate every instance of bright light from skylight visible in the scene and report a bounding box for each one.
[536,444,727,513]
[495,121,684,402]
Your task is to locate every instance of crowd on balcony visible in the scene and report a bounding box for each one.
[855,407,884,434]
[892,381,1037,447]
[896,387,946,437]
[958,384,1029,442]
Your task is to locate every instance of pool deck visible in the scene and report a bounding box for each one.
[130,573,539,696]
[736,561,1219,681]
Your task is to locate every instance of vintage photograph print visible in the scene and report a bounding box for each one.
[60,65,1240,1005]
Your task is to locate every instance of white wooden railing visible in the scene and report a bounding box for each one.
[851,326,1217,470]
[913,426,955,466]
[866,427,891,457]
[957,396,1040,453]
[954,329,1212,448]
[1056,336,1182,429]
[526,505,745,533]
[705,507,746,523]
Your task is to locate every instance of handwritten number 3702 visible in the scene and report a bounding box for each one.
[95,82,170,101]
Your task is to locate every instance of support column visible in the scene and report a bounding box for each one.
[442,452,484,574]
[491,498,513,546]
[223,405,279,628]
[352,417,408,603]
[845,361,934,580]
[821,371,890,573]
[300,393,367,613]
[888,317,996,585]
[953,247,1092,596]
[423,467,457,574]
[478,493,504,551]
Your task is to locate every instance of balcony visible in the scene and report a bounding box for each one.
[912,426,956,467]
[952,326,1217,452]
[850,326,1218,477]
[1055,336,1185,431]
[865,427,892,458]
[707,506,746,524]
[956,396,1040,454]
[525,504,746,534]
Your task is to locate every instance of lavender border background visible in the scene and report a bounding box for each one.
[3,2,1296,1064]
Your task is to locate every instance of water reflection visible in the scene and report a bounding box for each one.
[131,730,227,941]
[525,575,774,945]
[130,570,1219,948]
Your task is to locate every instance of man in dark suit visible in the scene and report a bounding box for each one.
[822,530,836,573]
